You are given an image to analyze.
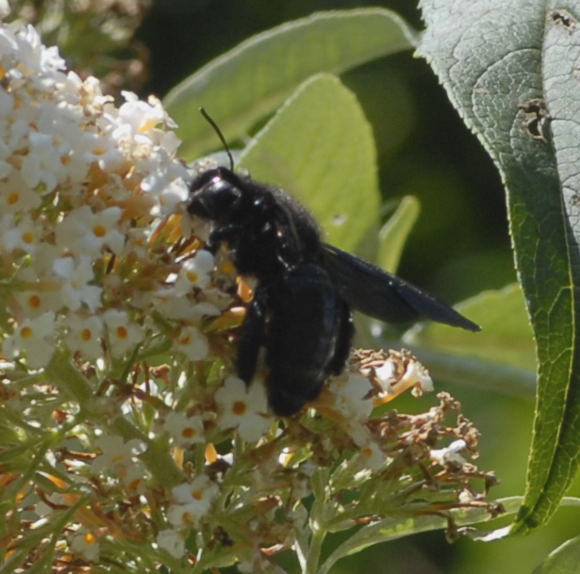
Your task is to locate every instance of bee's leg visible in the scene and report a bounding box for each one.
[206,224,243,253]
[327,301,354,375]
[236,286,267,385]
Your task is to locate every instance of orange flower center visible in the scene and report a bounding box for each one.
[28,295,41,308]
[20,326,33,338]
[93,224,107,238]
[116,326,128,339]
[232,401,247,416]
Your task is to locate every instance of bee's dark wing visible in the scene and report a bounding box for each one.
[320,243,480,331]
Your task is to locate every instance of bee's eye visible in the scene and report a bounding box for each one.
[188,177,241,219]
[208,178,242,209]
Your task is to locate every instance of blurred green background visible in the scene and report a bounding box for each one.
[22,0,580,571]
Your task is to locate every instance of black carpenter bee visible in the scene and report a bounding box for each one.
[188,110,479,416]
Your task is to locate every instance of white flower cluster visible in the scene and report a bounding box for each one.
[0,21,220,369]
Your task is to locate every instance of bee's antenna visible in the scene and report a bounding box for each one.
[199,107,235,171]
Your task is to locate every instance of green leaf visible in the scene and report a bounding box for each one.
[376,195,421,272]
[406,348,537,398]
[418,0,580,534]
[164,8,418,159]
[319,513,449,574]
[403,283,536,398]
[407,283,535,371]
[399,284,536,398]
[318,497,523,574]
[239,73,380,253]
[318,497,580,571]
[534,535,580,574]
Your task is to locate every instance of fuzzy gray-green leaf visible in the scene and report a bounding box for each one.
[418,0,580,534]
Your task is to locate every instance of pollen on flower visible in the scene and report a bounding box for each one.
[3,312,56,367]
[103,310,144,356]
[20,326,33,338]
[173,325,208,361]
[182,510,194,523]
[232,400,247,415]
[92,224,107,238]
[84,532,96,545]
[163,412,205,447]
[215,376,271,442]
[172,250,215,294]
[167,476,219,527]
[70,529,100,562]
[356,440,388,471]
[221,260,236,275]
[28,295,41,308]
[182,427,197,439]
[65,314,103,359]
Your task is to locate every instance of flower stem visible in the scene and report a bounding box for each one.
[46,347,184,486]
[304,469,329,574]
[304,526,326,574]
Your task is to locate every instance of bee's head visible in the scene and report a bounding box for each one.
[188,168,243,222]
[188,108,244,222]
